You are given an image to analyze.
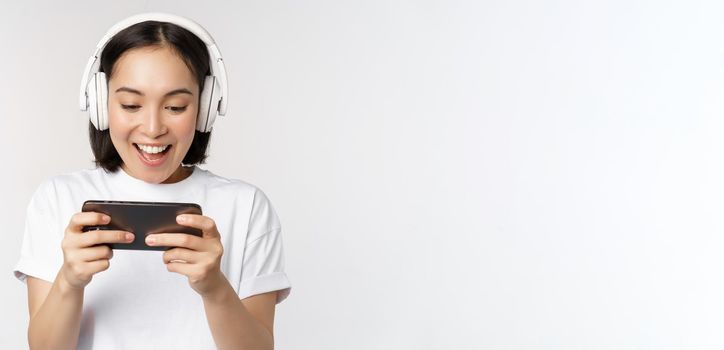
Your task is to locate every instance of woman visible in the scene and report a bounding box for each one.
[13,13,291,350]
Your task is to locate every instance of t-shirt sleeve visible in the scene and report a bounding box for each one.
[237,188,292,304]
[13,180,63,284]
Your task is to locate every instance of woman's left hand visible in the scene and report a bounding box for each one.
[145,214,227,297]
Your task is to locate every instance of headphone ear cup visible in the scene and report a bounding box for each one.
[97,72,109,130]
[197,75,220,132]
[86,72,109,130]
[87,73,100,130]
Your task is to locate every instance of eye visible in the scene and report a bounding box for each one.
[167,106,188,113]
[121,104,140,111]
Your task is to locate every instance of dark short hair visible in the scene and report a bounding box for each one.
[88,20,212,172]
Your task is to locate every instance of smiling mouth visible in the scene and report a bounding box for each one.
[133,143,172,164]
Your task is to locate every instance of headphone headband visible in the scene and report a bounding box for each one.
[79,12,229,117]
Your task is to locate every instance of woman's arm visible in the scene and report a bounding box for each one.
[26,212,135,349]
[26,273,84,350]
[201,279,277,350]
[147,214,279,349]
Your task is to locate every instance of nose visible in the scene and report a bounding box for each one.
[140,106,168,138]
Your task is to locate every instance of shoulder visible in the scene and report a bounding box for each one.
[195,167,273,202]
[23,168,97,219]
[33,167,103,198]
[197,168,281,228]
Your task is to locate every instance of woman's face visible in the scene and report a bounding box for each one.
[107,45,199,184]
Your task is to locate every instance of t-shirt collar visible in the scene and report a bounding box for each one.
[102,164,204,201]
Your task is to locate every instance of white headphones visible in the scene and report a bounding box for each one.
[79,12,229,132]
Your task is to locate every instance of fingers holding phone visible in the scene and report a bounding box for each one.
[60,211,134,290]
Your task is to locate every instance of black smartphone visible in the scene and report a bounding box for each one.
[81,200,203,251]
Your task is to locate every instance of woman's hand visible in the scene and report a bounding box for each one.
[145,214,226,297]
[60,212,135,290]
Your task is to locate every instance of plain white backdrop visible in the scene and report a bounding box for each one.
[3,0,724,349]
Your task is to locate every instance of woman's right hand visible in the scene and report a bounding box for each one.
[59,212,134,290]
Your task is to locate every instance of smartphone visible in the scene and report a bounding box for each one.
[81,200,203,251]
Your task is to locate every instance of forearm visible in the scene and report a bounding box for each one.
[202,279,273,350]
[28,270,84,350]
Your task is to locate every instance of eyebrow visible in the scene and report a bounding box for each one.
[115,86,193,97]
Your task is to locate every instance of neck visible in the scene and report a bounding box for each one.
[162,165,193,184]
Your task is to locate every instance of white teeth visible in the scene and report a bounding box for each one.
[137,144,169,154]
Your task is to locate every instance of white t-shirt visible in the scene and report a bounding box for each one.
[13,165,292,349]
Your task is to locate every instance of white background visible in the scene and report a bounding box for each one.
[2,0,724,349]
